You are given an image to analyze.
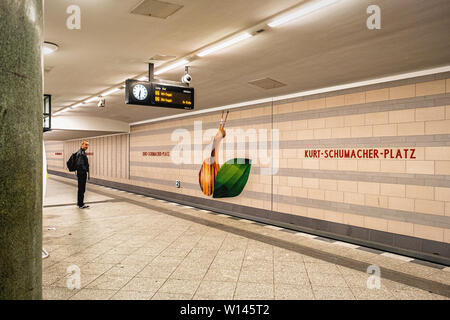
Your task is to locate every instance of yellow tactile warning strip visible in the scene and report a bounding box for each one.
[48,175,450,298]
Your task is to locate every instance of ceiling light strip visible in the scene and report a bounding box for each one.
[197,33,253,57]
[268,0,339,27]
[154,59,189,76]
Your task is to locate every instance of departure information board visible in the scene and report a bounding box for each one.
[125,79,194,110]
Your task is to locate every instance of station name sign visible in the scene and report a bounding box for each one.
[125,79,194,110]
[304,148,416,159]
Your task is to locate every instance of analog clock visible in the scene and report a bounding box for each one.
[133,84,148,100]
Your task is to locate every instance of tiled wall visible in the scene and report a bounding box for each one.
[47,72,450,261]
[46,134,129,181]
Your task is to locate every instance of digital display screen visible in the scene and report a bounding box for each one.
[125,79,194,109]
[151,83,194,109]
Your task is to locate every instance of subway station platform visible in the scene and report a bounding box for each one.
[42,175,450,300]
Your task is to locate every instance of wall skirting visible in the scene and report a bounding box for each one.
[48,170,450,266]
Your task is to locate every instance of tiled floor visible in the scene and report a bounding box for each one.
[42,176,450,300]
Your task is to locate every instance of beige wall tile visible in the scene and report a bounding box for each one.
[413,224,444,242]
[435,161,450,175]
[365,194,388,208]
[292,120,308,130]
[308,188,325,200]
[365,88,389,103]
[415,106,445,121]
[345,92,365,105]
[344,192,365,205]
[344,114,365,127]
[415,80,446,96]
[388,109,415,123]
[351,125,373,138]
[387,220,414,236]
[425,147,450,161]
[319,159,338,170]
[425,120,450,135]
[415,199,445,216]
[389,84,415,100]
[380,160,406,173]
[380,183,405,197]
[358,182,380,195]
[444,229,450,243]
[325,190,344,202]
[364,217,388,231]
[308,208,324,220]
[302,159,320,169]
[331,127,351,138]
[319,179,337,191]
[388,196,414,211]
[397,122,424,136]
[447,78,450,93]
[307,118,325,129]
[406,185,434,200]
[343,213,365,227]
[338,159,358,171]
[365,112,389,125]
[373,124,397,137]
[406,161,434,175]
[325,117,345,128]
[435,187,450,202]
[292,100,308,112]
[303,178,319,189]
[307,98,326,110]
[325,95,345,108]
[323,210,344,223]
[314,128,332,139]
[357,160,380,172]
[297,129,314,140]
[337,181,358,193]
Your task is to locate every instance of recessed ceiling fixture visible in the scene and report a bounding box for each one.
[43,41,59,55]
[131,0,183,19]
[197,33,253,57]
[268,0,339,28]
[154,59,189,75]
[248,77,287,90]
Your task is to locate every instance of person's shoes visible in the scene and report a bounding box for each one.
[78,205,90,209]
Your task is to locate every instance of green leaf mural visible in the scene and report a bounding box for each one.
[213,158,251,198]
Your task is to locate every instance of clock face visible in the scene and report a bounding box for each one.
[133,84,148,100]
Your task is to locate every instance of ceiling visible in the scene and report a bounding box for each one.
[44,0,450,136]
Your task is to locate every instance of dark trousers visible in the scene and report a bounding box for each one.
[77,171,87,207]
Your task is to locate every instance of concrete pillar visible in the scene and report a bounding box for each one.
[0,0,43,299]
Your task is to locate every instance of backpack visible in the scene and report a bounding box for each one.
[67,152,78,172]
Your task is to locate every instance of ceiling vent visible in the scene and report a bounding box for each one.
[131,0,183,19]
[248,77,287,90]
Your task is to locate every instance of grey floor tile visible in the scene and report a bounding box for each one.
[69,288,118,300]
[122,277,166,292]
[158,279,201,295]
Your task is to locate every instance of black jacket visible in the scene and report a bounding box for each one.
[76,148,89,173]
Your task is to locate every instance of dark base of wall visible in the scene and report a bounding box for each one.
[49,170,450,266]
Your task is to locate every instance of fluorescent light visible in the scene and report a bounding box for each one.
[43,41,59,55]
[154,59,189,76]
[197,33,252,57]
[100,87,120,97]
[83,96,99,104]
[71,103,83,109]
[268,0,338,27]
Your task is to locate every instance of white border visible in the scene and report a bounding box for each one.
[131,65,450,126]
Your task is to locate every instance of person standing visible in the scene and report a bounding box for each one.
[76,140,90,209]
